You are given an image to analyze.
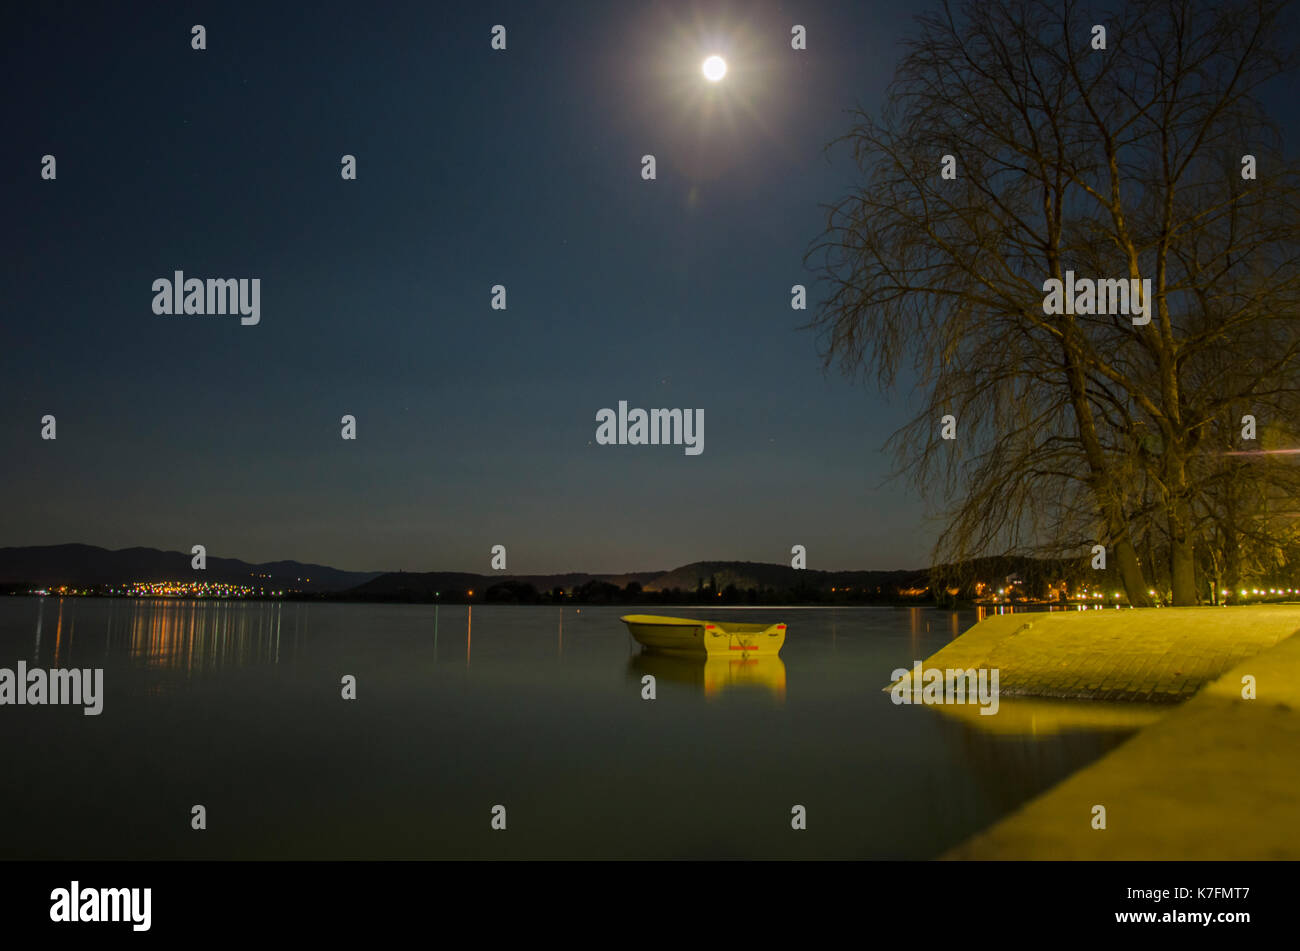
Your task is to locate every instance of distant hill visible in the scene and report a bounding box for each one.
[346,569,666,600]
[0,544,1077,605]
[643,560,927,593]
[0,544,382,592]
[343,560,930,603]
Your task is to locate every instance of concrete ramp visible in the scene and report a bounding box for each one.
[886,606,1300,702]
[944,628,1300,859]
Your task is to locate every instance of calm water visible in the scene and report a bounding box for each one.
[0,598,1139,859]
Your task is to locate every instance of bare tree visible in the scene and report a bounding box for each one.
[808,0,1300,605]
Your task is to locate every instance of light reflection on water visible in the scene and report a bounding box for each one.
[32,597,290,676]
[1,598,1145,860]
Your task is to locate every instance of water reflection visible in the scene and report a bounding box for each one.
[930,705,1140,821]
[3,600,1165,859]
[32,598,290,676]
[627,651,787,701]
[928,696,1168,736]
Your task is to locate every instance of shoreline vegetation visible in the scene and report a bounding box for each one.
[7,588,1300,609]
[2,545,1295,607]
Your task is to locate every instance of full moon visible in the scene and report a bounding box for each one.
[702,55,727,82]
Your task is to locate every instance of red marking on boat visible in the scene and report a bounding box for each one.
[729,645,755,650]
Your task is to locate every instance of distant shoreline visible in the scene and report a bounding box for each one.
[3,591,1141,611]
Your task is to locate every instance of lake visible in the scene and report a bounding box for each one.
[0,598,1141,859]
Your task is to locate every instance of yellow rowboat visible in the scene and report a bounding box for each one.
[620,614,786,657]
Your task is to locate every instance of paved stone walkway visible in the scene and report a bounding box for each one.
[889,606,1300,702]
[944,627,1300,859]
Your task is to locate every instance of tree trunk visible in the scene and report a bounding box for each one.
[1222,471,1242,605]
[1224,527,1241,605]
[1113,536,1153,608]
[1057,325,1155,607]
[1170,533,1198,606]
[1167,492,1199,605]
[1166,452,1199,606]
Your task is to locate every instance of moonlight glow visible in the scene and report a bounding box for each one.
[702,55,727,81]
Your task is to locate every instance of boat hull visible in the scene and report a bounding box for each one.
[620,614,786,657]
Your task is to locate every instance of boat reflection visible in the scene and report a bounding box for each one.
[628,650,787,701]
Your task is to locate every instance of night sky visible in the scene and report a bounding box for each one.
[2,1,935,574]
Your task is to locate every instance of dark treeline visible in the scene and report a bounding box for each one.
[9,547,1297,607]
[300,555,1132,605]
[335,577,930,606]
